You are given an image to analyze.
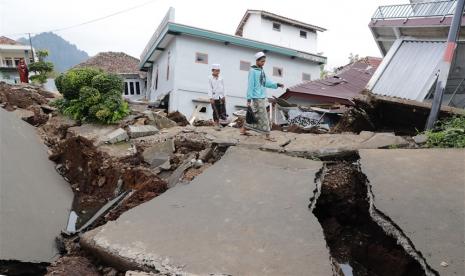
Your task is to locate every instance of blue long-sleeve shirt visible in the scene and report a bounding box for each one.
[247,66,278,100]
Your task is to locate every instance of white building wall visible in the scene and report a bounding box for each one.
[241,14,318,54]
[147,39,177,104]
[169,35,320,117]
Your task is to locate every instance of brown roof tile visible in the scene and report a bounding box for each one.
[0,36,21,45]
[73,51,145,78]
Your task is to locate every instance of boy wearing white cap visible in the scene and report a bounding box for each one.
[241,52,284,141]
[208,64,226,130]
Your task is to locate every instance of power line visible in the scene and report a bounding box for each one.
[2,0,156,37]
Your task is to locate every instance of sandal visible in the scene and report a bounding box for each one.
[265,137,277,142]
[240,131,252,136]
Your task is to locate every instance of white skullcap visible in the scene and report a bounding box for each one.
[211,64,221,70]
[255,52,266,60]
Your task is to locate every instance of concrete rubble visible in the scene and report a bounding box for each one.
[128,125,159,138]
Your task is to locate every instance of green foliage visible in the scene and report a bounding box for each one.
[29,49,54,84]
[91,73,124,94]
[425,116,465,148]
[59,67,101,100]
[53,67,129,124]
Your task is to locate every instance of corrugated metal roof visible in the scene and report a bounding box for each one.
[371,40,445,101]
[282,57,382,105]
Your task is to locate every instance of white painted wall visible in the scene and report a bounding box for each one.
[167,35,320,117]
[241,13,318,54]
[147,40,177,104]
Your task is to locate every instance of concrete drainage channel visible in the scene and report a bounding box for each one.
[310,153,438,276]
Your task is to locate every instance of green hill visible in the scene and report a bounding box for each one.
[18,32,89,73]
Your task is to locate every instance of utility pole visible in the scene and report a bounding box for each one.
[426,0,465,130]
[28,33,35,63]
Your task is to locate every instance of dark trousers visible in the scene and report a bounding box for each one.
[212,98,227,121]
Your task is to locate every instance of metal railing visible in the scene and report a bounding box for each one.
[372,0,458,20]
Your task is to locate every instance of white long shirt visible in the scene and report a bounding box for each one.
[208,75,225,99]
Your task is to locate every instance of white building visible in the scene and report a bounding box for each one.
[0,36,35,84]
[140,8,326,118]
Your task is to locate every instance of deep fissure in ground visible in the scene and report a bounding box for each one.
[312,161,428,276]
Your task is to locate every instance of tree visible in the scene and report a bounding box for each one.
[348,53,360,64]
[29,50,54,85]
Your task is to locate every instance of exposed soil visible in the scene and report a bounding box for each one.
[45,256,100,276]
[312,162,428,276]
[0,260,48,276]
[166,111,189,126]
[0,82,54,110]
[193,120,215,127]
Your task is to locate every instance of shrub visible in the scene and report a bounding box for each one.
[60,67,101,100]
[53,67,130,124]
[29,50,54,85]
[91,73,124,94]
[425,116,465,148]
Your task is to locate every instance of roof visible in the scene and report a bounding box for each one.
[370,41,445,101]
[282,57,382,105]
[74,52,146,77]
[140,22,327,69]
[235,10,327,36]
[0,36,21,45]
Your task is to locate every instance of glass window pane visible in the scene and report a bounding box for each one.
[135,82,140,95]
[195,53,208,64]
[124,82,129,95]
[130,82,134,95]
[240,61,251,71]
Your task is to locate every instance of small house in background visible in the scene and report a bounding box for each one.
[281,57,382,106]
[0,36,35,84]
[73,52,146,101]
[368,0,465,108]
[139,8,326,118]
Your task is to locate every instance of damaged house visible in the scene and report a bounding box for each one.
[73,52,147,101]
[367,0,465,108]
[281,57,382,106]
[139,8,326,118]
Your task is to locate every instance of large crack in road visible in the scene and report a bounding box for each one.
[310,158,439,276]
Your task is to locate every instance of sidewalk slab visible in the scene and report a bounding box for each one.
[83,147,331,275]
[360,149,465,276]
[0,108,73,262]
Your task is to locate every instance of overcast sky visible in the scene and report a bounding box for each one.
[0,0,407,69]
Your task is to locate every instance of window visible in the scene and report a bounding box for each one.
[129,82,135,95]
[240,61,251,71]
[302,73,311,81]
[167,51,171,80]
[272,22,281,31]
[300,30,307,39]
[124,82,129,95]
[4,58,13,67]
[135,82,141,95]
[155,66,159,90]
[273,67,283,77]
[195,52,208,64]
[14,58,21,66]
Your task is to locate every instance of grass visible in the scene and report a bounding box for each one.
[424,116,465,148]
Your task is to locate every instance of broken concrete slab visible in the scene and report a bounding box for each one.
[360,149,465,276]
[358,132,408,149]
[142,139,175,168]
[0,108,73,262]
[82,147,332,275]
[413,134,427,145]
[149,112,178,129]
[103,128,129,144]
[128,125,159,139]
[68,124,117,143]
